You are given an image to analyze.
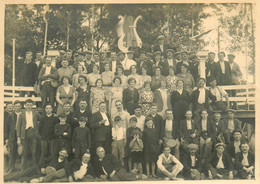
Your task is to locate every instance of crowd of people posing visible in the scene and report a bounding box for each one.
[4,35,253,182]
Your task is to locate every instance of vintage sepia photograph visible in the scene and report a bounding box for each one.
[1,0,258,183]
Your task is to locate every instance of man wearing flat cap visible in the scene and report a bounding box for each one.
[73,52,87,72]
[228,54,242,85]
[228,53,242,109]
[153,35,170,57]
[227,129,245,162]
[208,77,229,112]
[205,52,217,85]
[176,51,195,76]
[207,143,234,179]
[121,51,137,76]
[190,78,216,122]
[182,144,205,180]
[85,50,94,74]
[222,109,242,144]
[162,49,177,76]
[136,51,153,76]
[211,110,226,144]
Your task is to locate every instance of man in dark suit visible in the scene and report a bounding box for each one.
[4,102,14,172]
[153,35,169,57]
[207,143,234,179]
[182,144,204,180]
[234,142,254,179]
[17,99,41,169]
[5,101,22,173]
[179,110,200,150]
[19,51,37,97]
[109,52,121,74]
[38,56,59,108]
[190,78,216,122]
[93,147,136,181]
[136,51,153,76]
[206,52,217,85]
[198,109,215,160]
[162,49,177,76]
[176,51,194,75]
[211,110,226,144]
[215,52,232,85]
[65,152,95,182]
[90,102,112,153]
[222,109,242,144]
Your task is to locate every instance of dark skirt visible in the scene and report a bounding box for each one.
[131,151,143,163]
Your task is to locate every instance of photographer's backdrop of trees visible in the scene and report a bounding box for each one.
[4,4,255,85]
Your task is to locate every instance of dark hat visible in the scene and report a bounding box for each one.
[60,50,66,54]
[79,116,87,122]
[166,49,175,53]
[198,78,206,82]
[93,52,100,56]
[232,129,242,136]
[131,129,142,138]
[213,110,222,114]
[153,51,162,56]
[78,52,85,56]
[215,143,226,149]
[85,50,93,55]
[127,50,135,54]
[187,144,199,150]
[181,51,188,54]
[228,54,235,58]
[174,51,181,56]
[157,35,165,40]
[208,77,217,83]
[227,109,236,113]
[117,52,125,56]
[73,53,79,57]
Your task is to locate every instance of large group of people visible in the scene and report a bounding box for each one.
[4,34,254,182]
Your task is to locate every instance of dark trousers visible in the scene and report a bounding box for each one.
[8,140,18,170]
[40,139,55,164]
[21,128,38,169]
[4,165,40,182]
[193,103,210,122]
[41,82,56,108]
[110,167,136,181]
[74,141,89,159]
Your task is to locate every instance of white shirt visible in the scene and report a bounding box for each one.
[15,112,21,130]
[157,153,183,172]
[159,45,163,52]
[74,162,88,180]
[228,120,235,133]
[25,111,34,130]
[121,59,136,70]
[209,86,228,102]
[79,61,86,71]
[242,153,249,166]
[191,155,196,167]
[45,66,51,75]
[112,126,125,140]
[111,60,117,73]
[165,119,172,131]
[198,88,206,104]
[234,141,241,154]
[201,119,207,131]
[220,61,225,74]
[100,112,109,126]
[167,59,174,66]
[216,155,225,169]
[187,119,192,130]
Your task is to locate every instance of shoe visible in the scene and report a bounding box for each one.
[171,177,184,180]
[30,177,43,183]
[164,177,170,180]
[131,168,138,175]
[141,174,148,180]
[152,174,158,178]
